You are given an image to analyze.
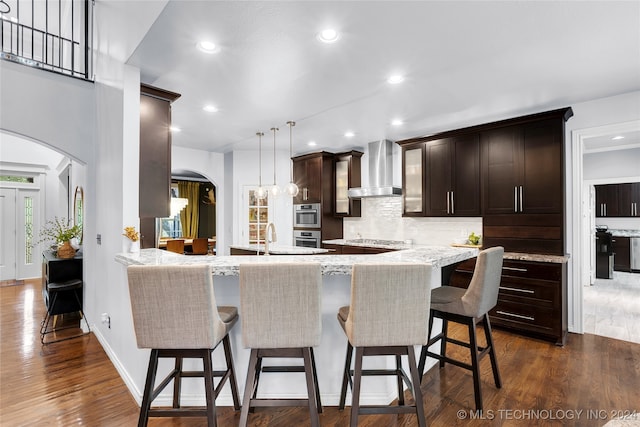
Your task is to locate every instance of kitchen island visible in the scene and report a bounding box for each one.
[113,245,478,408]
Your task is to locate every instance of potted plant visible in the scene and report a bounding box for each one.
[37,217,83,259]
[123,226,141,253]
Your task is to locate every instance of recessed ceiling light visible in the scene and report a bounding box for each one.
[612,135,625,140]
[387,74,405,84]
[308,141,317,147]
[203,105,218,113]
[344,131,355,138]
[197,40,218,53]
[317,28,339,43]
[170,126,181,132]
[391,119,404,126]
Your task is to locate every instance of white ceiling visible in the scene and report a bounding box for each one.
[122,1,640,155]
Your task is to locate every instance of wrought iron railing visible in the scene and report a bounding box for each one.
[0,0,92,80]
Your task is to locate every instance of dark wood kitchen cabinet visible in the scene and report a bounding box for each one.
[613,236,631,271]
[481,109,572,255]
[292,151,344,241]
[618,183,640,217]
[450,256,567,346]
[292,152,332,204]
[398,107,572,253]
[424,134,480,216]
[334,151,363,217]
[139,83,181,248]
[481,118,564,216]
[595,184,620,217]
[596,182,640,217]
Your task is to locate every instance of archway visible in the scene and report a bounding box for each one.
[166,169,217,252]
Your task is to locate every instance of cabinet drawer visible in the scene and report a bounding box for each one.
[501,259,561,281]
[498,276,558,307]
[490,300,556,334]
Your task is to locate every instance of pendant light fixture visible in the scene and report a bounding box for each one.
[285,121,299,197]
[270,127,281,197]
[256,132,268,199]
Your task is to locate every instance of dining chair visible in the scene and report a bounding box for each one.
[166,239,185,254]
[186,238,209,255]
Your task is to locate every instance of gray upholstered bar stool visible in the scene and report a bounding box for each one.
[338,263,431,427]
[418,246,504,411]
[126,265,240,427]
[238,262,322,427]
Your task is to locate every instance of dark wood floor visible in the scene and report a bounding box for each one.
[1,279,639,426]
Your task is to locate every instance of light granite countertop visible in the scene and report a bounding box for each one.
[324,239,570,264]
[609,229,640,238]
[229,244,329,255]
[115,245,479,276]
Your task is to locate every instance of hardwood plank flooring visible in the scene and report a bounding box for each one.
[1,279,639,426]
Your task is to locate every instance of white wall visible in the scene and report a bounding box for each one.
[0,133,66,219]
[584,148,640,182]
[226,149,294,252]
[0,61,95,163]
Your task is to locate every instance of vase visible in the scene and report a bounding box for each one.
[56,241,77,259]
[129,240,140,253]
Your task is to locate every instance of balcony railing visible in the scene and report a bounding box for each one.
[1,0,92,80]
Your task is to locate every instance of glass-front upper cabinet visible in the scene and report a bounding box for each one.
[335,159,349,214]
[334,151,362,217]
[402,144,425,216]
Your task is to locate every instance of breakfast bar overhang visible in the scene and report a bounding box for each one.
[113,246,478,407]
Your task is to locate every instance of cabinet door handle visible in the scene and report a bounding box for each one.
[451,191,454,214]
[303,188,308,201]
[604,203,607,216]
[500,286,535,294]
[514,186,518,212]
[496,310,535,321]
[446,191,450,214]
[519,186,523,212]
[503,266,528,272]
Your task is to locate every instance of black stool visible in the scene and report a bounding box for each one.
[40,279,90,344]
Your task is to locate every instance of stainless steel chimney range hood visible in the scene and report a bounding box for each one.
[348,139,402,198]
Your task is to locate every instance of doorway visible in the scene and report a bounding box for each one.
[163,170,217,249]
[573,119,640,342]
[0,177,43,280]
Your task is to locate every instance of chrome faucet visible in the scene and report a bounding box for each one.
[264,222,277,255]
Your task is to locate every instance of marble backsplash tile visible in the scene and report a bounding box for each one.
[343,197,482,246]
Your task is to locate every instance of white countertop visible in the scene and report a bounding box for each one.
[115,245,479,276]
[229,244,329,255]
[609,229,640,238]
[324,239,570,264]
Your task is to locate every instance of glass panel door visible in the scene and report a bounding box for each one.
[335,159,349,215]
[246,188,269,245]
